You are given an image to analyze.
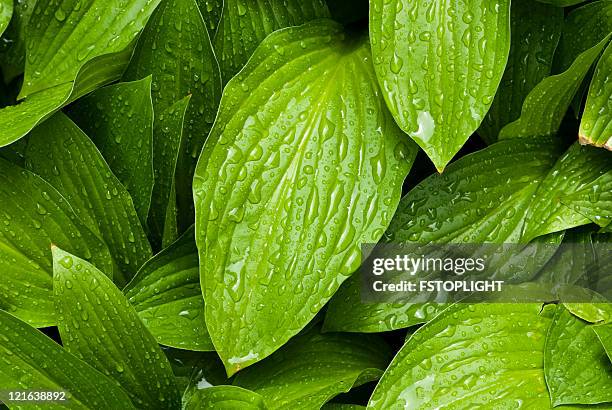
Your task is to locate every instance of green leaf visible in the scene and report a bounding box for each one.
[148,96,191,249]
[165,348,228,392]
[368,303,555,408]
[123,0,221,233]
[66,78,155,224]
[322,405,366,410]
[593,324,612,362]
[544,305,612,406]
[0,0,12,38]
[0,309,135,409]
[195,0,222,34]
[0,158,112,327]
[535,0,589,4]
[0,0,34,83]
[19,0,161,98]
[370,0,511,171]
[52,247,181,409]
[561,172,612,228]
[193,20,416,374]
[124,226,213,351]
[580,42,612,148]
[564,302,612,323]
[233,326,391,410]
[478,0,563,143]
[184,386,267,410]
[213,0,330,83]
[26,113,152,286]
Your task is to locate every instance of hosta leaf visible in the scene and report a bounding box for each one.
[0,158,112,327]
[565,302,612,323]
[52,247,180,409]
[368,303,555,409]
[0,0,35,83]
[165,348,228,392]
[123,0,221,233]
[193,20,416,374]
[19,0,161,98]
[148,96,191,249]
[0,0,12,38]
[233,326,391,410]
[593,324,612,362]
[26,113,152,286]
[370,0,511,171]
[561,173,612,228]
[499,34,611,139]
[580,42,612,148]
[213,0,330,83]
[478,0,563,143]
[184,386,267,410]
[67,78,155,224]
[544,305,612,405]
[124,226,213,351]
[0,310,134,409]
[195,0,222,33]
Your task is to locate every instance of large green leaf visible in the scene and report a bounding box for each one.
[370,0,511,171]
[184,386,267,410]
[0,0,35,83]
[0,158,112,327]
[561,173,612,229]
[19,0,161,98]
[124,226,213,351]
[233,326,391,410]
[0,310,134,409]
[580,42,612,148]
[66,78,155,224]
[124,0,221,233]
[0,0,12,38]
[368,303,555,408]
[193,20,416,374]
[544,305,612,405]
[478,0,563,143]
[52,247,180,409]
[26,113,152,286]
[594,324,612,362]
[213,0,330,83]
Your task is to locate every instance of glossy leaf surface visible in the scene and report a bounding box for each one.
[580,42,612,149]
[184,386,267,410]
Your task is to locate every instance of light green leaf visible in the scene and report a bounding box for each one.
[561,172,612,228]
[0,158,112,327]
[370,0,511,171]
[544,305,612,406]
[368,303,555,409]
[213,0,330,83]
[20,0,161,98]
[52,247,180,409]
[148,96,191,249]
[499,34,611,139]
[124,0,221,233]
[233,326,391,410]
[124,226,213,351]
[478,0,563,143]
[593,324,612,362]
[0,0,34,83]
[0,0,12,38]
[580,42,612,148]
[184,386,267,410]
[0,310,134,409]
[66,78,155,224]
[565,302,612,323]
[194,20,416,374]
[25,112,152,286]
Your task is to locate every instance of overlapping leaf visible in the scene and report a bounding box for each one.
[233,326,391,409]
[53,247,180,409]
[195,0,222,33]
[0,158,112,327]
[0,0,12,38]
[124,227,213,351]
[67,78,155,224]
[370,0,511,170]
[544,305,612,405]
[0,309,134,409]
[561,173,612,229]
[594,324,612,362]
[368,303,555,408]
[478,0,563,143]
[194,20,416,374]
[580,42,612,149]
[0,0,34,83]
[184,386,267,410]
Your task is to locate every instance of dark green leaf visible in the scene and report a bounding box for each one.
[26,113,152,286]
[66,77,155,225]
[535,0,588,5]
[213,0,330,83]
[195,0,222,34]
[184,386,267,410]
[478,0,563,143]
[233,326,391,409]
[544,305,612,405]
[193,20,416,374]
[0,158,112,327]
[369,303,555,408]
[0,309,134,409]
[370,0,511,171]
[124,226,213,351]
[53,247,180,409]
[0,0,34,83]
